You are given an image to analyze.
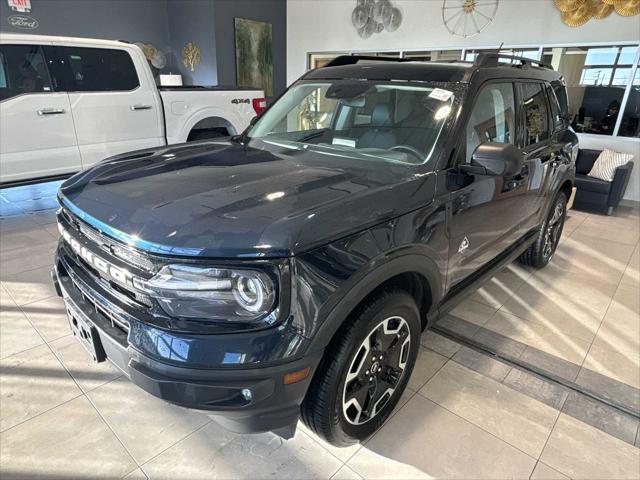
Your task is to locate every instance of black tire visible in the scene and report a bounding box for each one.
[301,289,421,447]
[519,191,567,268]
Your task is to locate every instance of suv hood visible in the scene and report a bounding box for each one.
[59,141,435,258]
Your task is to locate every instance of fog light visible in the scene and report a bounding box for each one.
[241,388,252,401]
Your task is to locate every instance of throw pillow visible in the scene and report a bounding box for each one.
[588,149,633,182]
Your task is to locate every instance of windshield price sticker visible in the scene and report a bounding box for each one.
[429,88,453,102]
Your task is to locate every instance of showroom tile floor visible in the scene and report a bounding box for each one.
[0,181,639,479]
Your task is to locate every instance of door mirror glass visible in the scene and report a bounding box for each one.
[470,142,524,176]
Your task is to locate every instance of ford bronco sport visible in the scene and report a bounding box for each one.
[52,54,577,446]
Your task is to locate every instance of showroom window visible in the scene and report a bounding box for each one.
[55,46,139,92]
[0,45,53,101]
[618,67,639,138]
[308,53,341,70]
[464,48,540,63]
[542,45,639,136]
[519,83,551,146]
[404,50,463,62]
[464,82,515,163]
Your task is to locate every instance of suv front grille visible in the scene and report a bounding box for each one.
[59,259,130,338]
[59,207,154,309]
[62,208,154,272]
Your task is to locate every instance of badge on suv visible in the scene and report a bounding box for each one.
[52,53,577,446]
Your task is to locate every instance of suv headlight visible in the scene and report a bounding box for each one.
[141,264,277,322]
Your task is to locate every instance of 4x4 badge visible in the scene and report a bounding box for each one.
[458,236,470,253]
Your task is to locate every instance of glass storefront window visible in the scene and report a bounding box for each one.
[403,50,462,62]
[464,49,540,62]
[619,68,640,138]
[544,45,638,136]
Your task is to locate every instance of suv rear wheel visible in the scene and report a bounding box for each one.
[519,191,567,268]
[301,289,420,446]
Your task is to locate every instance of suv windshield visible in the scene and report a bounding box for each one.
[248,80,455,165]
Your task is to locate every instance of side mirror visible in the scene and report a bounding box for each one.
[470,142,524,176]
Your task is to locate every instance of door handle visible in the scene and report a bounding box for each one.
[131,104,152,111]
[37,108,65,116]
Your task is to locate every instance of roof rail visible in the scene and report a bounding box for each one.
[323,55,410,68]
[475,53,553,70]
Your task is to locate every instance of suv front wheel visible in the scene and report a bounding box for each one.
[519,191,567,268]
[301,289,420,446]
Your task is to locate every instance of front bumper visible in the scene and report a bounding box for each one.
[53,248,322,436]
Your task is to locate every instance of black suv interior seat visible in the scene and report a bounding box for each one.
[357,103,397,149]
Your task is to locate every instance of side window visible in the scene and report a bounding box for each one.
[552,81,569,120]
[545,83,561,127]
[519,82,551,146]
[0,45,53,101]
[57,47,139,92]
[465,82,515,163]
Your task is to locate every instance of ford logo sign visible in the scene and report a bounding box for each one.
[8,15,39,29]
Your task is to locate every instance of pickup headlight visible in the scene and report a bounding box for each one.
[142,264,276,322]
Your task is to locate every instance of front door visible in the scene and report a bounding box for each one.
[0,44,82,184]
[446,81,530,290]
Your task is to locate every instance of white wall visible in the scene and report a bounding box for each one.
[287,0,640,201]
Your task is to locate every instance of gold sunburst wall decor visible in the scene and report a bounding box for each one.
[182,42,201,72]
[553,0,639,27]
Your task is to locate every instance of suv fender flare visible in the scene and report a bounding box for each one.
[306,252,443,353]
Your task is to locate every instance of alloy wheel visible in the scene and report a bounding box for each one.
[543,201,564,260]
[341,316,411,425]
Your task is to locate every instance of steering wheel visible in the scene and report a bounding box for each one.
[390,144,424,162]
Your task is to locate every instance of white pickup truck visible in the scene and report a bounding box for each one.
[0,33,265,185]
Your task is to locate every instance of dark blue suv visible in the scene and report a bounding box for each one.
[52,54,577,446]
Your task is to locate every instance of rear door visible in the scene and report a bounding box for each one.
[515,81,556,232]
[0,43,81,184]
[54,45,163,168]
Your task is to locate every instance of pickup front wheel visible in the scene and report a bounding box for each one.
[519,192,567,268]
[301,289,420,447]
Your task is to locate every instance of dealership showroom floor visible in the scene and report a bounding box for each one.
[0,181,638,479]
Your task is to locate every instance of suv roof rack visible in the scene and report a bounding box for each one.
[323,55,410,68]
[474,53,553,70]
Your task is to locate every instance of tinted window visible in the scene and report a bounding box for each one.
[0,45,53,101]
[544,83,563,127]
[520,83,550,146]
[552,81,569,119]
[57,47,139,92]
[619,68,639,138]
[465,82,515,163]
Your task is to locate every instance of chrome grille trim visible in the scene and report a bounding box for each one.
[62,207,154,272]
[59,209,154,310]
